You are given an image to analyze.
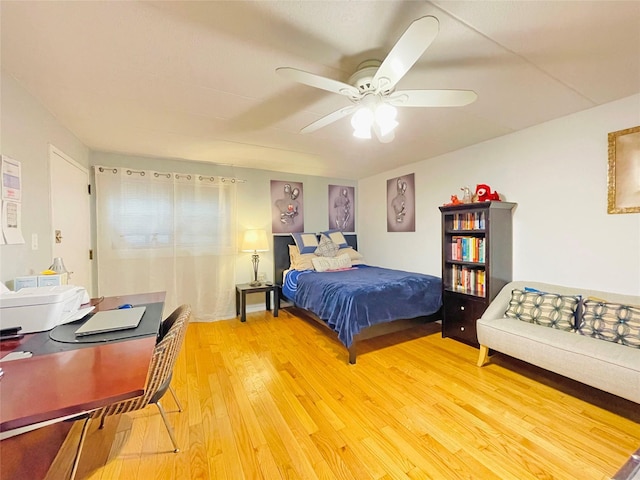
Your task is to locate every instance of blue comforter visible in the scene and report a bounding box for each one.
[284,266,441,348]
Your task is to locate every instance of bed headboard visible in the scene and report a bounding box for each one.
[273,234,357,286]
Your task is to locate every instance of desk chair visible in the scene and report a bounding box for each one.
[69,304,191,480]
[158,306,187,413]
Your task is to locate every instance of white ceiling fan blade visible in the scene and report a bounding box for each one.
[372,16,439,93]
[388,89,478,107]
[277,67,361,99]
[300,105,357,134]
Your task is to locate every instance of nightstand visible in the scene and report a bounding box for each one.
[235,283,279,322]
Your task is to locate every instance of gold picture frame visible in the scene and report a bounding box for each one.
[607,125,640,214]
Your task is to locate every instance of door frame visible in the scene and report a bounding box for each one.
[48,144,93,294]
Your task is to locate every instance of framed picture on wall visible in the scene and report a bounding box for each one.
[608,126,640,214]
[387,173,415,232]
[271,180,304,233]
[328,185,355,232]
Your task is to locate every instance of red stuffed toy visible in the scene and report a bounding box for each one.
[475,184,501,202]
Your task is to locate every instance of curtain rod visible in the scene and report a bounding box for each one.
[95,166,246,183]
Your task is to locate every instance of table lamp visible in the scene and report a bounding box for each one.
[241,229,269,286]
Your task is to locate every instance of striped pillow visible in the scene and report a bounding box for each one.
[578,300,640,348]
[505,289,579,331]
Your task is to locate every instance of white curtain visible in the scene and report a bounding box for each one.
[95,166,237,320]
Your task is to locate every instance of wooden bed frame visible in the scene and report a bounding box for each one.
[273,234,442,364]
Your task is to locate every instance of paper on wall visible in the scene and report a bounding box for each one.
[1,155,24,244]
[2,200,24,244]
[1,155,22,203]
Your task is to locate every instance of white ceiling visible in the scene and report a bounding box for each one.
[2,1,639,180]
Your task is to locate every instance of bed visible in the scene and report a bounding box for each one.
[274,234,442,363]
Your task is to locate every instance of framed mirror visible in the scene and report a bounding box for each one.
[607,125,640,214]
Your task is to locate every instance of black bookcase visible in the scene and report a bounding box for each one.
[438,201,516,345]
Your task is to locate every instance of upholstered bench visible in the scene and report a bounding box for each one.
[476,281,640,404]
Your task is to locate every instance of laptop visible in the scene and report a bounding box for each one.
[74,306,146,337]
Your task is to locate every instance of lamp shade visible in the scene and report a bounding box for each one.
[241,229,269,252]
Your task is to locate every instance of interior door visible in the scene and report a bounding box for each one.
[49,146,92,294]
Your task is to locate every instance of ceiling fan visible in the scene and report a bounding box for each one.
[276,16,477,143]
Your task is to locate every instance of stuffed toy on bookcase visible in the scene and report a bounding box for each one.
[474,184,501,202]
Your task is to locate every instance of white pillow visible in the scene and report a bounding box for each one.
[311,253,352,272]
[314,234,339,257]
[343,247,363,260]
[342,247,365,265]
[289,244,316,270]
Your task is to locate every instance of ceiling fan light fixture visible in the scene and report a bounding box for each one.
[374,103,398,136]
[379,129,396,144]
[372,121,396,143]
[378,118,399,137]
[351,106,374,130]
[353,127,372,139]
[375,103,397,123]
[350,102,399,140]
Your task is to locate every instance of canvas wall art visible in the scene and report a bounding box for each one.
[271,180,304,233]
[387,173,415,232]
[328,185,355,232]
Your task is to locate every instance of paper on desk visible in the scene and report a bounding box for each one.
[1,351,32,362]
[58,305,95,325]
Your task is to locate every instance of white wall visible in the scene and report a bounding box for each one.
[358,94,640,296]
[0,70,90,284]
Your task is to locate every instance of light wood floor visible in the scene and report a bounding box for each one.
[49,308,640,480]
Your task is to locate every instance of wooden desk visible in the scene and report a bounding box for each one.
[0,292,165,479]
[0,291,166,435]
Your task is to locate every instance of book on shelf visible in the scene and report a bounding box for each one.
[450,236,485,263]
[450,264,486,296]
[452,211,485,231]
